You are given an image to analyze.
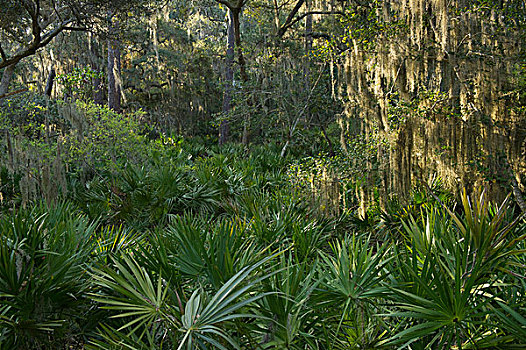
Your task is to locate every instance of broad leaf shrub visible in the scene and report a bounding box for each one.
[0,95,151,207]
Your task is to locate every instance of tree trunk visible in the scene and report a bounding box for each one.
[220,8,235,146]
[0,63,16,97]
[303,0,312,125]
[44,67,56,97]
[232,9,247,82]
[89,33,104,105]
[151,12,161,76]
[108,15,122,113]
[304,0,313,61]
[231,8,252,145]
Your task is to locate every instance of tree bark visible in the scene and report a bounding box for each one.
[232,9,247,82]
[151,12,161,76]
[303,0,312,124]
[220,8,235,145]
[278,0,305,37]
[89,33,104,105]
[44,67,56,97]
[304,0,313,56]
[108,15,122,113]
[230,7,253,145]
[0,63,16,97]
[510,175,526,215]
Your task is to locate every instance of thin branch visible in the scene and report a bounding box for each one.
[41,19,74,45]
[304,32,331,40]
[387,59,405,96]
[281,63,326,157]
[63,26,88,31]
[0,19,72,69]
[52,0,64,22]
[0,88,28,100]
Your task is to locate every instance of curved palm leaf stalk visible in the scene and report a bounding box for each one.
[177,255,279,349]
[492,301,526,342]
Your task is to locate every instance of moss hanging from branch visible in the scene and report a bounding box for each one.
[339,0,526,208]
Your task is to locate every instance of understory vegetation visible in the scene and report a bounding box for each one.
[0,99,525,349]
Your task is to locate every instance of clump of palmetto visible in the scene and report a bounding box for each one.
[1,144,524,349]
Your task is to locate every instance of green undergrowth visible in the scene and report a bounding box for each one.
[0,98,525,348]
[0,139,524,349]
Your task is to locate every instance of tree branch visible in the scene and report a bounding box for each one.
[0,88,28,100]
[305,32,331,40]
[279,10,343,37]
[277,0,305,37]
[0,19,72,69]
[63,26,88,31]
[0,43,6,61]
[214,0,234,9]
[281,62,326,157]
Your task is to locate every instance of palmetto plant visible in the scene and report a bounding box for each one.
[384,190,525,349]
[486,233,526,346]
[89,255,177,349]
[91,225,144,265]
[449,189,525,272]
[89,254,279,349]
[257,254,320,349]
[376,176,454,241]
[75,163,221,228]
[2,130,525,350]
[238,191,325,254]
[165,215,268,290]
[0,201,99,349]
[315,234,392,349]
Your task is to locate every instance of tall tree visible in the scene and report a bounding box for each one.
[0,64,15,97]
[214,0,249,144]
[0,0,146,98]
[220,8,235,145]
[337,0,526,208]
[89,33,104,104]
[107,12,122,112]
[0,1,96,97]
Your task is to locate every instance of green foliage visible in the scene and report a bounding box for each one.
[89,254,278,350]
[57,67,104,101]
[62,100,150,171]
[0,140,525,349]
[316,235,391,349]
[340,0,407,50]
[384,190,525,349]
[0,202,98,348]
[1,0,525,348]
[0,166,22,210]
[166,216,266,289]
[1,109,525,349]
